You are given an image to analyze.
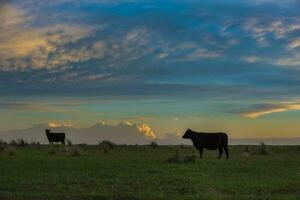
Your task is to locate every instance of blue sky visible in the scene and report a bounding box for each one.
[1,0,300,138]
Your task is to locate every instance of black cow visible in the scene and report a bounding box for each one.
[182,129,229,159]
[45,129,65,145]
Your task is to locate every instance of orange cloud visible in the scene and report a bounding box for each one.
[0,5,98,71]
[48,122,73,128]
[243,103,300,118]
[137,123,156,139]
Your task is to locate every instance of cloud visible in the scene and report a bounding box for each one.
[163,42,221,62]
[0,4,32,28]
[243,102,300,118]
[0,121,156,144]
[1,0,300,100]
[183,48,220,61]
[275,54,300,67]
[0,24,96,71]
[136,123,156,139]
[0,102,63,112]
[287,38,300,50]
[243,18,300,46]
[241,56,263,63]
[48,122,74,128]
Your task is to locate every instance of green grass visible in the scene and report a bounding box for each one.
[0,145,299,200]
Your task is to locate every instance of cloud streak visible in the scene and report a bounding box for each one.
[243,103,300,118]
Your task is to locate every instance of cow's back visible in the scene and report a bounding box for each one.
[49,133,65,142]
[193,132,228,150]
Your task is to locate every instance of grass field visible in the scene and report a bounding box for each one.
[0,144,300,200]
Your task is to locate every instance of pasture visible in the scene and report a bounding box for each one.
[0,144,299,200]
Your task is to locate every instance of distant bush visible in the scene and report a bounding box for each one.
[17,139,27,147]
[243,146,250,153]
[258,142,269,155]
[61,147,69,153]
[99,140,116,150]
[67,139,72,146]
[10,140,17,146]
[0,139,5,151]
[183,151,196,163]
[7,147,16,156]
[242,146,251,157]
[77,143,87,147]
[48,148,56,155]
[36,142,41,149]
[167,150,196,164]
[70,147,81,157]
[149,141,158,148]
[103,146,110,154]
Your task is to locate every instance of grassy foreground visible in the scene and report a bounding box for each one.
[0,144,299,200]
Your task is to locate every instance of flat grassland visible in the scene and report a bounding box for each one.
[0,145,299,200]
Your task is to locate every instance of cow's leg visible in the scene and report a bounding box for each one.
[218,148,223,159]
[62,140,65,145]
[224,146,229,159]
[199,148,203,159]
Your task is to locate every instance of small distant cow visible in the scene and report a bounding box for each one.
[182,129,229,159]
[45,129,65,145]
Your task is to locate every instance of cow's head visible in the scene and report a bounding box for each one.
[182,129,193,139]
[45,129,51,133]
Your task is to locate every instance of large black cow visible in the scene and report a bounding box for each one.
[182,129,229,159]
[45,129,65,145]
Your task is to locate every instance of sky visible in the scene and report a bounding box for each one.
[1,0,300,138]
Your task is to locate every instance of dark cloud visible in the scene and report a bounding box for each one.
[1,0,300,102]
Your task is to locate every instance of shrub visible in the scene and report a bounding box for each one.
[258,142,269,155]
[48,148,56,155]
[0,140,5,151]
[149,141,158,148]
[182,151,196,163]
[99,140,116,150]
[10,140,17,146]
[168,150,196,164]
[244,146,250,153]
[70,147,81,157]
[77,143,87,147]
[67,139,72,146]
[103,146,110,154]
[167,150,183,163]
[242,146,251,157]
[36,142,41,149]
[17,139,27,147]
[7,147,16,156]
[61,147,69,153]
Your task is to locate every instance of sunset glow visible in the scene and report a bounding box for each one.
[1,0,300,140]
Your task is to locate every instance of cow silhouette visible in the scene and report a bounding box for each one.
[45,129,65,145]
[182,129,229,159]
